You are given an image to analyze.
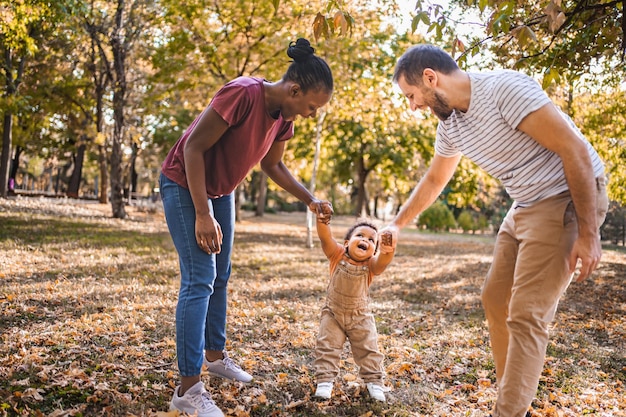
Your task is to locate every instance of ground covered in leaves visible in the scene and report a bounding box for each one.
[0,197,624,417]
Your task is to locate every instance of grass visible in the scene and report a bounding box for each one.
[0,198,624,417]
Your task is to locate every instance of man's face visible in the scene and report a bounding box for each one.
[397,74,453,121]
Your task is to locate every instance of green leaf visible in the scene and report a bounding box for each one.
[541,68,560,89]
[411,15,420,34]
[514,25,537,47]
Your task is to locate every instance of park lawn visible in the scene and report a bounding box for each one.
[0,198,624,417]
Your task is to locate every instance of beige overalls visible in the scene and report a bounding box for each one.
[314,246,384,385]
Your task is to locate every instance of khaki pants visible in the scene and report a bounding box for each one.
[314,305,384,384]
[483,178,608,417]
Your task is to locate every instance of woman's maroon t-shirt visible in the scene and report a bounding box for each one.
[161,77,294,198]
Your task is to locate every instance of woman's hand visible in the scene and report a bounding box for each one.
[195,213,223,254]
[309,200,333,224]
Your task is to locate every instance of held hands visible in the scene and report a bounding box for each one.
[309,200,333,225]
[379,225,399,255]
[195,213,223,254]
[378,230,396,255]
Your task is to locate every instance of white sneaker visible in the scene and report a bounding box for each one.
[204,351,253,383]
[170,382,224,417]
[314,382,333,399]
[366,382,386,402]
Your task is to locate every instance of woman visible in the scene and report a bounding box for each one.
[160,38,334,417]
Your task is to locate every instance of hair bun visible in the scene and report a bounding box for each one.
[287,38,315,62]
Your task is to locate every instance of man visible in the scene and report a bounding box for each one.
[386,44,608,417]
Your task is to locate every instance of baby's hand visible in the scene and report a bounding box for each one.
[316,201,333,224]
[379,230,395,254]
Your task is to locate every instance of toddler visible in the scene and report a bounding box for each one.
[313,217,396,402]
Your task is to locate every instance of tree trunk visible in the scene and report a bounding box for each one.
[234,184,242,222]
[98,145,108,203]
[109,0,128,219]
[110,121,126,218]
[67,141,86,198]
[8,145,22,194]
[127,141,138,202]
[55,166,63,195]
[86,16,110,204]
[621,216,625,247]
[373,195,379,219]
[0,48,22,198]
[255,171,267,217]
[0,112,13,198]
[355,156,370,217]
[306,110,325,248]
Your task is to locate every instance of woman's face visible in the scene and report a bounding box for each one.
[344,225,378,262]
[281,87,331,121]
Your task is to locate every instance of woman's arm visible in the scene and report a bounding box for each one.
[261,140,332,223]
[183,107,229,254]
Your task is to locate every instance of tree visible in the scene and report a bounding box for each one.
[408,0,624,87]
[45,42,99,199]
[85,31,112,204]
[601,201,626,245]
[75,0,159,217]
[311,2,356,44]
[417,199,456,231]
[299,14,436,216]
[456,209,475,233]
[403,1,626,214]
[572,88,626,205]
[0,1,73,198]
[305,2,516,217]
[151,0,338,218]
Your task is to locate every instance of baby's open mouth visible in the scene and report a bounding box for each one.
[358,243,367,250]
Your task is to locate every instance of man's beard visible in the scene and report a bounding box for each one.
[431,91,453,121]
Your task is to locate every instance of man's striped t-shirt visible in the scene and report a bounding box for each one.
[435,70,604,206]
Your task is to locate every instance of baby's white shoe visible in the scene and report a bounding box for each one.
[366,382,386,402]
[314,382,333,399]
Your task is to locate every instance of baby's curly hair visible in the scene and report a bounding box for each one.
[344,218,380,251]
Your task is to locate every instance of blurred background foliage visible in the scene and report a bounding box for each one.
[0,0,624,242]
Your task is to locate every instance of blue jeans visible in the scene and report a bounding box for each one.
[159,173,235,377]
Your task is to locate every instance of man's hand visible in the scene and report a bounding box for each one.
[378,229,397,255]
[380,224,399,244]
[569,234,602,282]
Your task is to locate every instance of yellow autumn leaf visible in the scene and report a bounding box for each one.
[343,373,357,382]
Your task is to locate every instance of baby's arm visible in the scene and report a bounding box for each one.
[370,230,396,275]
[316,212,340,258]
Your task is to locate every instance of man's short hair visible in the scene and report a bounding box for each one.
[393,44,459,86]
